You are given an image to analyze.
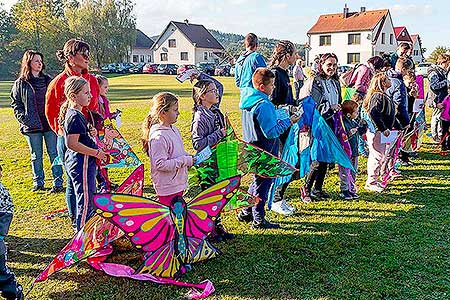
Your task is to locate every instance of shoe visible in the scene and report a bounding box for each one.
[251,219,280,230]
[281,199,295,212]
[311,189,331,199]
[339,190,353,200]
[349,192,360,199]
[215,222,234,241]
[236,211,253,223]
[271,201,294,216]
[300,186,312,203]
[3,283,23,300]
[50,186,65,193]
[364,183,384,193]
[31,185,44,192]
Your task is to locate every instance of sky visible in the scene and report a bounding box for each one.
[2,0,448,57]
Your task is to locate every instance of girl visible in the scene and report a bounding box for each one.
[142,92,194,206]
[190,73,233,241]
[60,76,107,230]
[96,75,112,120]
[300,53,342,202]
[10,50,63,192]
[362,73,394,192]
[269,40,298,215]
[438,95,450,153]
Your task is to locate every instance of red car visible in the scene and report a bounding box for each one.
[143,63,158,74]
[177,64,196,75]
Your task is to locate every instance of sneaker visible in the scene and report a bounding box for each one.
[251,219,280,230]
[311,189,331,199]
[281,199,295,212]
[215,222,235,241]
[50,186,65,193]
[339,190,353,200]
[3,283,23,300]
[236,211,253,223]
[271,201,294,216]
[364,183,384,193]
[31,185,44,192]
[349,192,360,199]
[300,186,312,203]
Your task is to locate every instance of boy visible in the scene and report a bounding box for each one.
[237,68,299,229]
[0,165,23,300]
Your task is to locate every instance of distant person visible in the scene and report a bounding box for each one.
[10,50,63,192]
[293,58,305,100]
[390,42,412,69]
[234,33,266,90]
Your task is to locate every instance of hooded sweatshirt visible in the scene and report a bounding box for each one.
[239,87,291,154]
[234,51,266,89]
[149,124,193,196]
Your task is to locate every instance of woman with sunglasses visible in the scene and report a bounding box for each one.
[10,50,64,193]
[300,53,342,202]
[45,38,99,230]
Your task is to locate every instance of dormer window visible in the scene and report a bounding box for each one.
[169,39,176,48]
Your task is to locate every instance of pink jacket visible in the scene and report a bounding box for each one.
[441,96,450,121]
[149,124,193,196]
[350,64,373,94]
[98,95,112,119]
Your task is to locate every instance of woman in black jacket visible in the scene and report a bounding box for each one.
[10,50,63,192]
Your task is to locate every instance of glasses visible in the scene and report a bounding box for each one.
[205,88,218,94]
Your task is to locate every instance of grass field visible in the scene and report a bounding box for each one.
[0,74,449,300]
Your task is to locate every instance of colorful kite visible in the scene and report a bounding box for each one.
[116,164,144,195]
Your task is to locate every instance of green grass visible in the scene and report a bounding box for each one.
[0,74,449,299]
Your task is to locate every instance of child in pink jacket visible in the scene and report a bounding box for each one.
[141,92,194,205]
[439,95,450,152]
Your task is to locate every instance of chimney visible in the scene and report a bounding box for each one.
[343,4,349,18]
[184,19,189,25]
[360,6,366,12]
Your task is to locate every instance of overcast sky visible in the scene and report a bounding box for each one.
[2,0,447,56]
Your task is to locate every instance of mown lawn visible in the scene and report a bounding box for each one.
[0,74,449,300]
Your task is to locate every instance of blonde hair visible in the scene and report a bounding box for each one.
[58,76,89,127]
[141,92,179,154]
[192,79,213,109]
[268,40,296,68]
[363,73,390,112]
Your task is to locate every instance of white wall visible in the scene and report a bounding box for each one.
[130,48,153,63]
[411,38,423,63]
[153,23,196,64]
[195,48,223,64]
[372,12,397,56]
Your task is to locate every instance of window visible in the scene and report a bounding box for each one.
[168,39,176,48]
[160,53,168,61]
[140,55,145,63]
[401,31,406,37]
[132,55,139,63]
[390,34,394,45]
[381,33,385,44]
[319,35,331,46]
[347,53,360,64]
[147,55,152,62]
[181,52,188,61]
[348,33,361,45]
[414,50,419,56]
[204,52,208,60]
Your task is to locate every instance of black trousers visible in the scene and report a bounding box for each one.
[305,161,329,191]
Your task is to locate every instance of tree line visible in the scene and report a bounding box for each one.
[0,0,136,79]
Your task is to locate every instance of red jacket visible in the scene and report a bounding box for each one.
[45,66,100,134]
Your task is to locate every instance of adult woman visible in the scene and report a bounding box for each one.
[45,39,99,228]
[300,53,342,201]
[10,50,63,192]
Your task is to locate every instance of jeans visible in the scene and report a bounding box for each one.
[57,135,76,222]
[241,175,273,223]
[431,107,442,141]
[24,131,63,188]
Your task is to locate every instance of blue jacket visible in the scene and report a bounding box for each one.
[239,87,290,154]
[234,51,266,89]
[386,70,410,129]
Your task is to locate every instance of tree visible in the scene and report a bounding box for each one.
[0,3,19,79]
[427,46,449,63]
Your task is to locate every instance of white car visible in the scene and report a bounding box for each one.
[415,62,433,77]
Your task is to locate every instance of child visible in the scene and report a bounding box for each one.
[237,68,299,229]
[362,73,395,192]
[0,165,23,300]
[438,95,450,153]
[190,73,233,241]
[59,76,108,231]
[142,92,194,206]
[338,100,366,200]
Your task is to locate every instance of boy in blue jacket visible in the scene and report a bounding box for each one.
[234,33,266,91]
[237,68,299,229]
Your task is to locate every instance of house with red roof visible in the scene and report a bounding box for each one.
[151,20,225,65]
[306,6,397,66]
[394,26,413,44]
[410,34,424,63]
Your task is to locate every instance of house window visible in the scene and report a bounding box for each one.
[132,55,139,63]
[160,53,168,61]
[140,55,145,63]
[347,53,360,64]
[401,31,405,37]
[390,34,394,45]
[147,55,152,62]
[348,34,361,45]
[319,35,331,46]
[181,52,188,61]
[414,50,419,56]
[204,52,208,60]
[168,39,176,48]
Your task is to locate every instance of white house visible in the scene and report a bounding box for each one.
[410,34,424,64]
[129,29,154,63]
[151,20,225,65]
[306,6,397,66]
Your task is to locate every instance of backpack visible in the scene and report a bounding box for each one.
[339,64,361,87]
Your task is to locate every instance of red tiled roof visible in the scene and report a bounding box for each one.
[410,34,418,44]
[307,9,389,34]
[394,26,406,38]
[394,26,412,42]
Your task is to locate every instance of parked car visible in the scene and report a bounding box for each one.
[177,64,196,75]
[214,64,232,76]
[101,63,118,74]
[129,63,146,74]
[157,64,178,75]
[415,62,433,77]
[143,63,158,74]
[196,62,216,76]
[116,62,134,74]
